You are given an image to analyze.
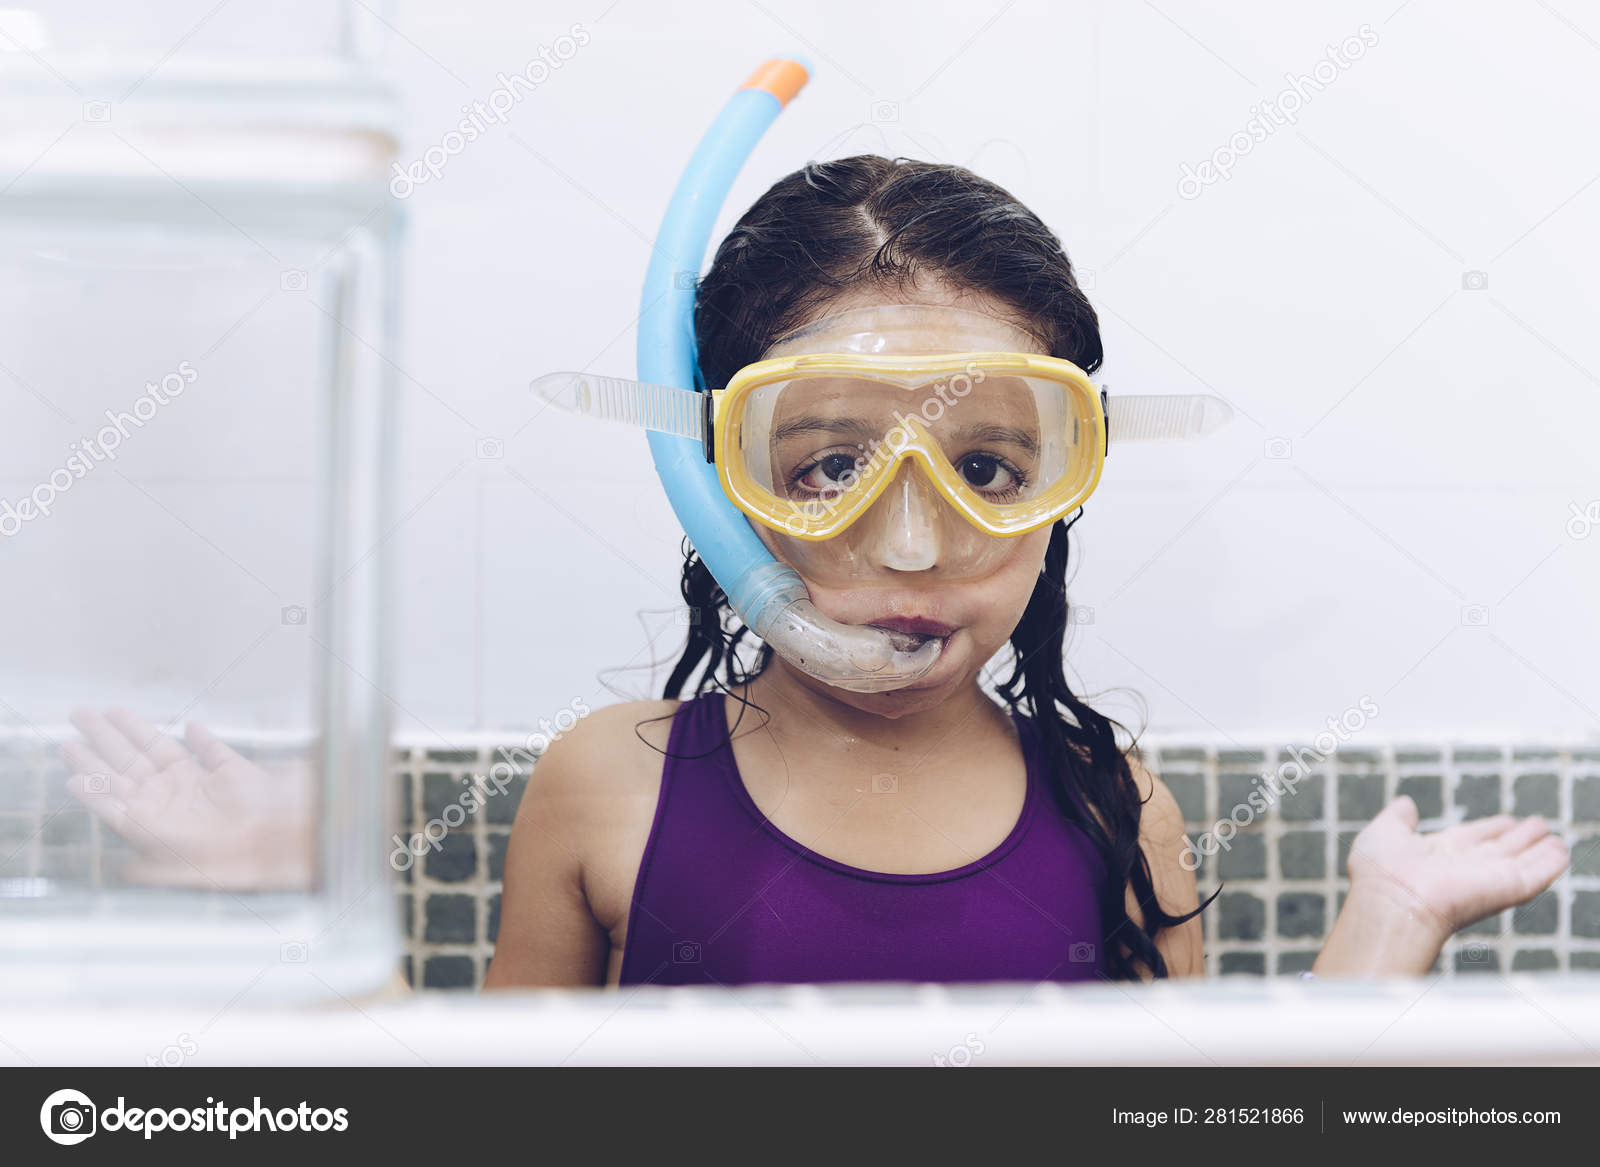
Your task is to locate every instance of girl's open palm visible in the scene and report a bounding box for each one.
[1346,796,1569,942]
[62,707,315,890]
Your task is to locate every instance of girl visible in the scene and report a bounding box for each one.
[486,156,1568,988]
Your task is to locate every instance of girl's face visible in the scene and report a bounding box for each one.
[749,287,1056,719]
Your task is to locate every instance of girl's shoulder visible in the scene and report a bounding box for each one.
[536,697,685,798]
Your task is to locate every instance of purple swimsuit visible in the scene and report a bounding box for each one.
[618,692,1110,986]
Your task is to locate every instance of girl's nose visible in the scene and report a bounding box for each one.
[868,462,943,572]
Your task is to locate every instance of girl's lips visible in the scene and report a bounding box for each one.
[866,615,957,641]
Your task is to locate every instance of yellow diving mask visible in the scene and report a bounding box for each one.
[533,303,1232,544]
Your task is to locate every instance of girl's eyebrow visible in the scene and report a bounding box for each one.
[771,416,1040,455]
[771,416,878,442]
[948,423,1040,455]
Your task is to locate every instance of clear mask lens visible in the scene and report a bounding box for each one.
[735,372,1086,519]
[768,456,1024,585]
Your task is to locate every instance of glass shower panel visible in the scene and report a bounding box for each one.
[0,57,401,1002]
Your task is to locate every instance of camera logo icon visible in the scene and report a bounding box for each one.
[672,270,697,291]
[82,101,111,123]
[1070,606,1095,626]
[280,940,309,963]
[82,772,111,796]
[1264,436,1293,460]
[1461,941,1491,963]
[1069,941,1097,963]
[280,269,308,292]
[476,437,504,460]
[1460,604,1489,627]
[871,100,900,123]
[1076,268,1097,291]
[281,605,307,626]
[1461,270,1489,291]
[870,772,898,794]
[672,940,701,963]
[40,1088,96,1145]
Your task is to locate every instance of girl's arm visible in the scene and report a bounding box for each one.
[1126,760,1206,978]
[1127,767,1569,979]
[1313,796,1568,976]
[482,729,611,989]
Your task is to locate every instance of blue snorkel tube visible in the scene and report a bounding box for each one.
[639,58,941,692]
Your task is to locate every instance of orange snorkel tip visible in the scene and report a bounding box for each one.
[739,57,811,107]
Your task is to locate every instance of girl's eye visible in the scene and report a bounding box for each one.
[794,452,860,495]
[957,453,1023,496]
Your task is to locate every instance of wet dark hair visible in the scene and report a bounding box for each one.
[661,155,1214,980]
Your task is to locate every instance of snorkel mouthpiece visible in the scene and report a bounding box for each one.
[640,57,941,693]
[731,561,943,693]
